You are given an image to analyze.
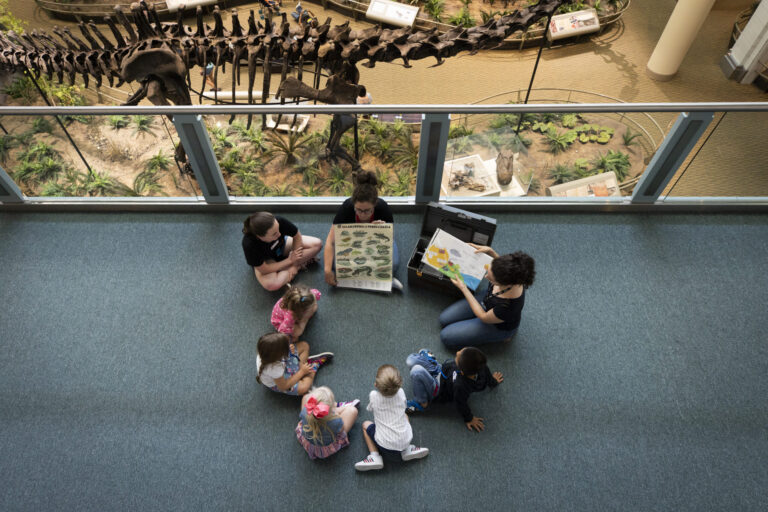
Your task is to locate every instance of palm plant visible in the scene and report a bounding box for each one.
[145,150,171,172]
[545,128,577,154]
[362,118,389,141]
[132,115,156,138]
[370,137,394,162]
[447,136,473,156]
[31,117,54,134]
[449,7,476,28]
[219,148,244,175]
[389,120,412,144]
[323,165,350,195]
[298,182,320,197]
[133,168,164,196]
[266,131,310,166]
[107,115,130,130]
[386,168,415,196]
[389,134,419,170]
[39,181,68,197]
[592,150,632,181]
[20,141,59,163]
[423,0,445,21]
[548,163,576,185]
[622,128,642,147]
[240,126,269,153]
[269,183,294,196]
[294,155,322,185]
[83,169,135,197]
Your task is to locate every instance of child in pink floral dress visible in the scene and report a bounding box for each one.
[271,284,321,341]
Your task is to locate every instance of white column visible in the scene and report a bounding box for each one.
[646,0,717,81]
[721,1,768,84]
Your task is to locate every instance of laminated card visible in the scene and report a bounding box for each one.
[334,223,394,292]
[421,228,493,291]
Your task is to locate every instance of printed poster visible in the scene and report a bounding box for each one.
[334,223,394,293]
[422,228,493,291]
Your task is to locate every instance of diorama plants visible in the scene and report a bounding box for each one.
[133,167,164,196]
[385,168,416,196]
[266,131,311,166]
[132,115,156,138]
[31,118,54,134]
[108,115,131,130]
[423,0,446,21]
[448,7,475,27]
[323,165,352,195]
[622,128,642,147]
[591,150,631,181]
[0,134,16,163]
[544,128,578,155]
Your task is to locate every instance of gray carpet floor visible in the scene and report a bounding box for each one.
[1,210,767,511]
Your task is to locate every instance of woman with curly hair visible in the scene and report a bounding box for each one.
[439,246,535,349]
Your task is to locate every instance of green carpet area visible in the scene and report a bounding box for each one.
[1,211,767,511]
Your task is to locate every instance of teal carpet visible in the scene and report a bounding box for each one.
[1,211,767,511]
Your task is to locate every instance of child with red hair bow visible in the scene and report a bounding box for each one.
[296,386,359,459]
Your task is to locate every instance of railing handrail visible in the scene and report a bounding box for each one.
[1,102,767,116]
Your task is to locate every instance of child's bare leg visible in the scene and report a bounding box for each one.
[361,421,378,453]
[294,341,310,364]
[337,405,359,433]
[254,267,294,291]
[295,371,315,395]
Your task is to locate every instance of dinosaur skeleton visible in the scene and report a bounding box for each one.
[0,0,564,169]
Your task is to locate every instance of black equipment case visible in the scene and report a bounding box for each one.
[407,202,497,296]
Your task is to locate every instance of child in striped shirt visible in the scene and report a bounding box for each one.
[354,365,429,471]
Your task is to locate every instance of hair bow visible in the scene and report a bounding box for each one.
[306,396,329,418]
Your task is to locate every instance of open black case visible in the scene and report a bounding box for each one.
[407,202,497,296]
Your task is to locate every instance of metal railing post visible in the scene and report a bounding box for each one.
[171,114,229,204]
[631,111,714,204]
[415,114,450,204]
[0,163,24,203]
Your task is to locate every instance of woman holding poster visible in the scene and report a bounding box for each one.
[440,246,535,349]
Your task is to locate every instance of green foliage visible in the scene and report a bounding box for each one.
[447,136,473,156]
[0,0,26,33]
[268,183,294,196]
[323,165,351,195]
[31,117,54,134]
[622,128,642,147]
[548,164,576,185]
[423,0,445,22]
[557,1,587,14]
[370,137,394,162]
[561,113,581,128]
[386,168,416,196]
[298,182,320,197]
[3,75,37,104]
[449,7,475,28]
[20,141,59,163]
[145,150,171,172]
[133,168,164,196]
[573,124,614,145]
[265,131,311,166]
[389,134,419,170]
[0,134,15,163]
[448,124,474,140]
[545,128,578,154]
[108,115,130,130]
[132,115,156,138]
[591,150,632,181]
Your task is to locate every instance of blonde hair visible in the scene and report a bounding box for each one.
[302,386,339,442]
[280,284,316,317]
[374,364,402,397]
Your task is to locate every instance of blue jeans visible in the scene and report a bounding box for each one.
[439,294,517,349]
[406,353,440,406]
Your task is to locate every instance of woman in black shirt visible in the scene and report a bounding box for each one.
[322,171,401,289]
[242,212,323,291]
[440,246,535,349]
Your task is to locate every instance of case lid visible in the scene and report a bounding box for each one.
[420,202,497,246]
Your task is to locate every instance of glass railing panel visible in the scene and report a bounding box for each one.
[0,112,200,198]
[441,109,663,200]
[207,113,417,198]
[662,112,768,198]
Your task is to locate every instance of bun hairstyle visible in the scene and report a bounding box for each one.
[351,170,379,205]
[243,212,276,237]
[490,251,536,288]
[280,284,316,316]
[374,364,402,397]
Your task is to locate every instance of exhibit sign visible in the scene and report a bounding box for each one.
[366,0,420,28]
[334,223,394,293]
[547,8,601,41]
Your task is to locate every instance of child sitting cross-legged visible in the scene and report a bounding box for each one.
[355,365,429,471]
[296,386,360,459]
[271,284,321,342]
[406,347,503,432]
[256,332,332,396]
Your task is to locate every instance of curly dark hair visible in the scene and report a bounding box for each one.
[490,251,535,288]
[351,170,379,204]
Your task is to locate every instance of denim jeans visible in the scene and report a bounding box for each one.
[406,353,440,406]
[439,294,517,349]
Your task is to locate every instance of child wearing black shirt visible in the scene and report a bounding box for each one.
[406,347,503,432]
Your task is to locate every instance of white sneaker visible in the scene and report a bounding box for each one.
[391,277,403,292]
[336,399,360,409]
[401,444,429,461]
[355,452,384,471]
